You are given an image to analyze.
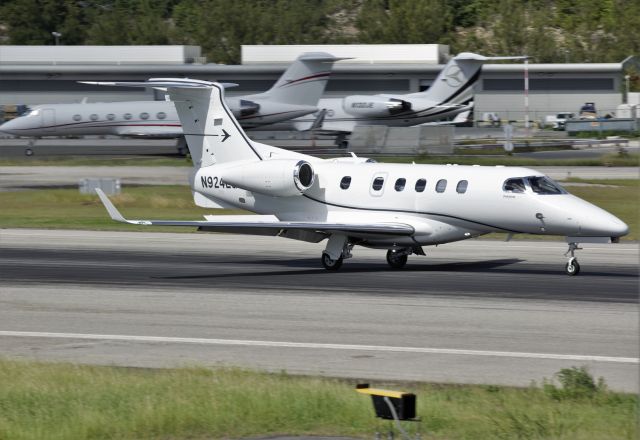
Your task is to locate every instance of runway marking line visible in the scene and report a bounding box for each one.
[0,331,637,364]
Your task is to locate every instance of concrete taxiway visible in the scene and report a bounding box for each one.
[1,229,638,391]
[0,165,637,191]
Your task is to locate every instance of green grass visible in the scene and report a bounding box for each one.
[0,186,245,232]
[380,152,640,167]
[0,359,636,440]
[0,180,637,240]
[0,152,638,167]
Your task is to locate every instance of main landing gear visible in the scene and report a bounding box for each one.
[564,242,582,276]
[386,249,409,269]
[320,234,424,271]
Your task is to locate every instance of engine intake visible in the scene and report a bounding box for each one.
[221,159,315,197]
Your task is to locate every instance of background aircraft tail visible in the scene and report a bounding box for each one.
[409,53,527,107]
[249,52,345,106]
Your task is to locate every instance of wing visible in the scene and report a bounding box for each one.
[95,189,414,238]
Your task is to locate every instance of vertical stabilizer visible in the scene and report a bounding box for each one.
[163,80,262,167]
[249,52,345,106]
[409,53,527,106]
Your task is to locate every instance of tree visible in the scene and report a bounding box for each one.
[84,0,171,45]
[0,0,89,45]
[356,0,454,45]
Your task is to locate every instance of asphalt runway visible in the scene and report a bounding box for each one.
[1,229,638,391]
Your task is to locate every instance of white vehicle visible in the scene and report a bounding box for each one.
[0,52,342,151]
[267,52,525,136]
[94,79,628,276]
[544,112,574,130]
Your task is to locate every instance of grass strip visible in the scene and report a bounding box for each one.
[0,181,637,240]
[0,360,636,440]
[0,152,638,167]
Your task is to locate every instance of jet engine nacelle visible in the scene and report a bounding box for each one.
[342,95,412,117]
[221,159,315,197]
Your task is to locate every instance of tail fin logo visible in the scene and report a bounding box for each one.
[444,66,463,87]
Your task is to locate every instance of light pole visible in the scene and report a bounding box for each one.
[51,31,62,45]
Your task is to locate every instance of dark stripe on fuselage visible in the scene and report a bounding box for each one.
[301,193,525,234]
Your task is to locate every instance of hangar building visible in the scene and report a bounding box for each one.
[0,44,627,124]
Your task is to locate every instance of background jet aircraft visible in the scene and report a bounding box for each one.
[271,53,525,134]
[0,52,342,142]
[92,78,628,276]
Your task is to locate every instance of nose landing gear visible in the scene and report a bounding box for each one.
[564,242,582,276]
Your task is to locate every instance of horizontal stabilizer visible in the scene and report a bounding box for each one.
[95,189,414,236]
[80,79,238,89]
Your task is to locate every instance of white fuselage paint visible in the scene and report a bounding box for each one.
[0,100,316,138]
[192,161,629,248]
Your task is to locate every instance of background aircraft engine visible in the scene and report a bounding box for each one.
[343,95,412,117]
[221,159,315,197]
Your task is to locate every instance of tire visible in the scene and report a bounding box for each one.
[321,252,343,271]
[565,259,580,276]
[25,148,34,156]
[386,249,408,269]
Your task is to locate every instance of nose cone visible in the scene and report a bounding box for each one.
[0,118,20,135]
[579,204,629,238]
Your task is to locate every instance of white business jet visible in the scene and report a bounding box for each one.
[93,78,628,276]
[0,52,342,149]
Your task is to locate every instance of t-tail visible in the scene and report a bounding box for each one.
[81,78,311,170]
[408,53,528,107]
[247,52,348,106]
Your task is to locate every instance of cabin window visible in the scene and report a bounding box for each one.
[140,112,149,120]
[372,177,385,191]
[106,113,115,121]
[394,178,406,192]
[415,179,426,192]
[214,118,223,126]
[456,180,468,194]
[157,112,167,120]
[89,114,99,121]
[340,176,351,190]
[123,113,132,120]
[528,176,565,195]
[435,179,447,193]
[72,114,82,121]
[503,178,526,193]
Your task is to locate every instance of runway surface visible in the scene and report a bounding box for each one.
[1,229,638,391]
[1,165,637,191]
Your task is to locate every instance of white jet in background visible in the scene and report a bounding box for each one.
[94,78,628,276]
[0,52,343,154]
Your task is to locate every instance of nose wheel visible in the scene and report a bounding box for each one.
[564,242,582,276]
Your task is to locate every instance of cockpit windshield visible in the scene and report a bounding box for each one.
[26,109,40,117]
[503,178,526,193]
[528,176,566,194]
[503,176,567,195]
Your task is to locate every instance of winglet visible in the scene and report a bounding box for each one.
[95,188,127,223]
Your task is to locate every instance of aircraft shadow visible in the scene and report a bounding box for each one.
[160,257,637,280]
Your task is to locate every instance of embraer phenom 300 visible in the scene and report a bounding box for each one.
[93,79,628,276]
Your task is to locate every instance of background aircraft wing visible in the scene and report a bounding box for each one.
[96,189,414,237]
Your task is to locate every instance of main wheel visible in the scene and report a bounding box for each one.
[386,249,408,269]
[321,252,343,271]
[565,259,580,276]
